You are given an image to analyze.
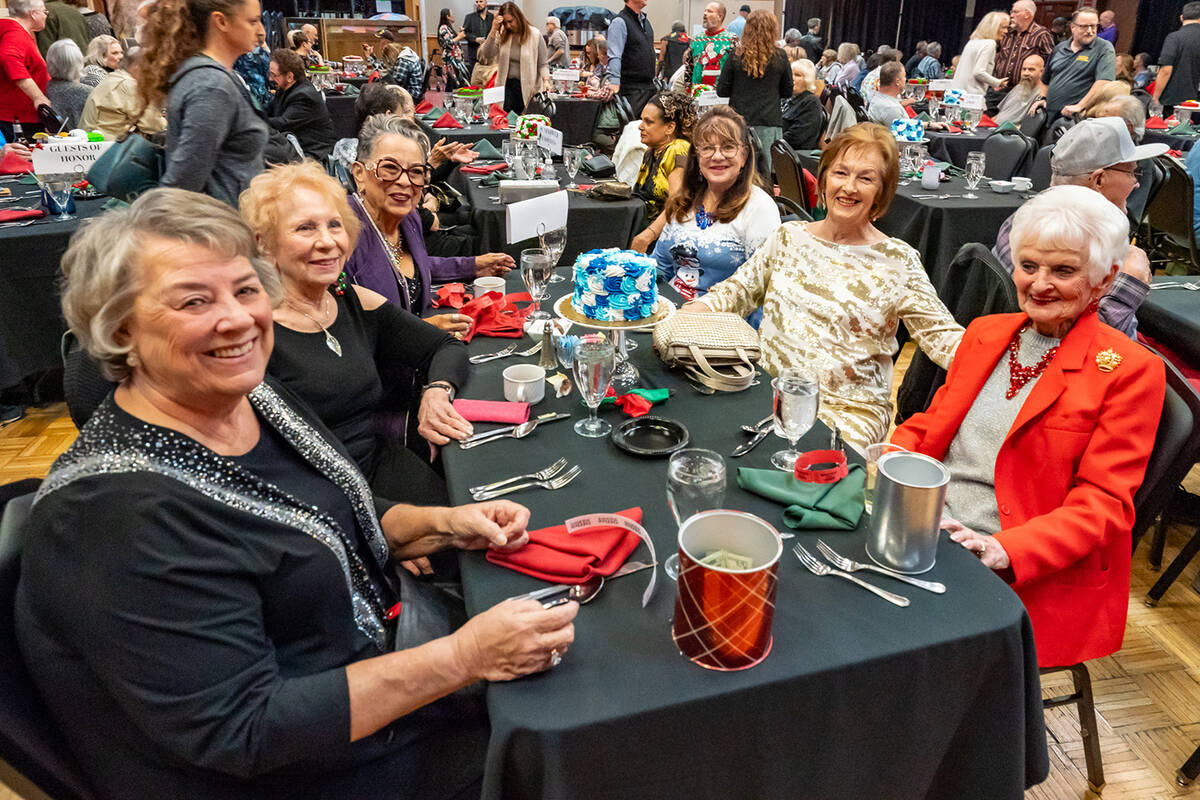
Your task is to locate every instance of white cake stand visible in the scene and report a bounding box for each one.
[553,295,676,390]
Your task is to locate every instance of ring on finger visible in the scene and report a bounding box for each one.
[549,648,563,667]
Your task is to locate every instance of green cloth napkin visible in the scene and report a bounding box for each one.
[994,120,1019,133]
[508,110,519,126]
[598,387,669,406]
[422,106,447,121]
[19,174,37,184]
[736,465,865,530]
[102,197,129,210]
[1168,122,1198,135]
[917,112,933,122]
[479,170,514,187]
[471,138,503,159]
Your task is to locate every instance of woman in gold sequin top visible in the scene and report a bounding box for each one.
[685,123,964,449]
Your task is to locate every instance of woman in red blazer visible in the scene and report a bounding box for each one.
[892,186,1165,668]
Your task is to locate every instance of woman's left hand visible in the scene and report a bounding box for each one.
[943,516,1011,569]
[446,500,531,551]
[417,389,473,444]
[476,252,515,276]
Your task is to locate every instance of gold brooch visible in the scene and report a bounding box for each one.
[1096,349,1123,373]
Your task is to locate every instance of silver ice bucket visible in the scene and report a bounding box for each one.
[866,451,950,574]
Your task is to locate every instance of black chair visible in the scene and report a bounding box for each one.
[842,87,870,123]
[1018,107,1046,141]
[982,129,1036,180]
[1180,743,1200,786]
[1143,155,1200,273]
[1029,144,1054,191]
[1132,88,1153,114]
[1039,663,1105,794]
[1043,114,1075,146]
[61,333,115,431]
[774,195,812,223]
[770,139,810,215]
[0,484,97,800]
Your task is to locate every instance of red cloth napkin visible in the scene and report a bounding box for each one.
[432,282,467,308]
[602,387,652,417]
[414,99,434,114]
[905,105,917,118]
[432,112,463,129]
[488,103,510,130]
[978,114,997,128]
[0,208,44,222]
[452,398,530,424]
[487,507,644,583]
[1147,116,1169,130]
[460,162,508,175]
[459,291,532,342]
[947,123,964,133]
[1169,149,1185,158]
[0,151,33,175]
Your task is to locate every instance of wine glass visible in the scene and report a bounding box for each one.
[552,322,577,371]
[45,179,73,221]
[573,337,615,437]
[502,139,515,172]
[563,146,585,189]
[520,247,552,324]
[928,94,940,121]
[539,224,568,284]
[964,151,986,199]
[518,141,539,180]
[663,448,726,580]
[770,368,819,472]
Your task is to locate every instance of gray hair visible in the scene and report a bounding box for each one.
[926,41,942,57]
[837,42,860,62]
[784,28,802,45]
[356,113,430,163]
[7,0,43,17]
[61,188,282,382]
[1100,94,1146,141]
[791,58,816,92]
[546,15,560,27]
[46,39,83,82]
[85,34,119,67]
[1009,185,1129,285]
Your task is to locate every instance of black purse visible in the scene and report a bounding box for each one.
[523,90,557,117]
[581,153,616,178]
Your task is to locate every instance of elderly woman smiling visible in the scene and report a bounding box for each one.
[893,185,1165,668]
[15,188,577,797]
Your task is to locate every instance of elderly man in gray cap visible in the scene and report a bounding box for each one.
[992,117,1168,338]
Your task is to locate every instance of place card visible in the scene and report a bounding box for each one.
[31,140,114,175]
[506,189,568,244]
[552,68,581,82]
[696,93,729,108]
[538,124,563,156]
[929,79,953,91]
[962,93,985,110]
[482,86,505,106]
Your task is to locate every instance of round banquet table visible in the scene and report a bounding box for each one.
[1143,128,1198,153]
[925,129,994,169]
[1137,275,1200,367]
[421,119,511,147]
[547,95,604,146]
[444,274,1049,800]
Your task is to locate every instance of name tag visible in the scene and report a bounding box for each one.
[1076,54,1090,62]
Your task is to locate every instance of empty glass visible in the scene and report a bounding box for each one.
[573,337,615,437]
[502,139,515,171]
[517,141,539,180]
[770,369,819,472]
[45,179,73,221]
[563,146,586,189]
[964,151,986,199]
[663,448,727,580]
[928,95,940,120]
[539,224,568,284]
[520,247,552,323]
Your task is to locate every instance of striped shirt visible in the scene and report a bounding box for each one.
[994,21,1055,87]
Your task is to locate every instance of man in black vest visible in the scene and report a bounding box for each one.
[462,0,494,69]
[603,0,655,117]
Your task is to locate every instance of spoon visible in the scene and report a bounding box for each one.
[542,574,604,608]
[458,419,539,450]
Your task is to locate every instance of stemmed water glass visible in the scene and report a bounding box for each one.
[663,448,727,580]
[964,151,986,199]
[517,140,539,180]
[502,139,515,173]
[45,178,73,222]
[539,223,568,284]
[928,94,940,121]
[573,337,615,437]
[770,368,819,472]
[563,146,586,189]
[520,247,552,324]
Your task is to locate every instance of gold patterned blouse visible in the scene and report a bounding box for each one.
[701,221,964,448]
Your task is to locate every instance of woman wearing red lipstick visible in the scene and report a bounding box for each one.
[892,185,1165,668]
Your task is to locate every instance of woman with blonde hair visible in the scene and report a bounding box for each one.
[478,1,550,112]
[951,11,1009,94]
[817,48,839,83]
[716,10,792,156]
[832,42,861,88]
[81,33,121,87]
[783,58,823,150]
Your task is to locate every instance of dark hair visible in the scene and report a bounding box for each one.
[644,90,697,142]
[496,2,530,45]
[807,17,820,30]
[880,60,904,87]
[139,0,250,107]
[663,106,760,225]
[439,7,454,28]
[740,4,751,12]
[271,47,305,82]
[1184,1,1200,21]
[355,82,406,129]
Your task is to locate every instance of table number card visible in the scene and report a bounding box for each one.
[695,93,729,109]
[551,68,581,82]
[482,86,505,106]
[538,125,564,156]
[506,189,568,244]
[929,79,953,92]
[962,93,985,110]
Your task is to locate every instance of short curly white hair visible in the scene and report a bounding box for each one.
[1009,185,1129,285]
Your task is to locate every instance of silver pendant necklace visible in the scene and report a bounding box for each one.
[289,293,342,357]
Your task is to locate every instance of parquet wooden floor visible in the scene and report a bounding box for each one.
[2,402,1199,799]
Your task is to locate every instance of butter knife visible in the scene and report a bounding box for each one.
[458,411,565,446]
[507,560,657,602]
[731,426,772,457]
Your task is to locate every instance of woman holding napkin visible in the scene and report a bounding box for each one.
[683,123,963,450]
[892,186,1165,668]
[241,160,472,504]
[343,114,513,337]
[479,2,550,113]
[17,186,577,799]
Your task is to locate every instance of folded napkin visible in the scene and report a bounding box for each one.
[994,120,1019,133]
[459,291,533,342]
[460,162,508,175]
[917,111,933,122]
[1169,148,1185,158]
[977,114,998,128]
[508,110,519,126]
[0,208,44,222]
[18,174,37,184]
[599,387,669,417]
[422,105,447,121]
[432,112,463,129]
[487,507,644,583]
[414,99,434,114]
[479,170,514,187]
[432,282,467,308]
[1147,116,1169,130]
[0,151,33,175]
[905,105,917,119]
[1168,122,1199,136]
[737,465,865,530]
[453,398,530,424]
[471,138,503,159]
[947,123,964,134]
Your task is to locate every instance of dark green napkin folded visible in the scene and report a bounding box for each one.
[422,106,447,121]
[19,174,37,185]
[737,465,865,530]
[994,121,1019,133]
[471,139,503,159]
[479,170,514,187]
[917,112,933,122]
[508,110,519,126]
[1168,122,1198,136]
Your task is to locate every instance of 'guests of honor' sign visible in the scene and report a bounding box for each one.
[31,140,114,175]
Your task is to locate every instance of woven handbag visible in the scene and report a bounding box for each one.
[653,311,761,392]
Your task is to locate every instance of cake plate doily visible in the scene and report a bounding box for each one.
[553,295,676,390]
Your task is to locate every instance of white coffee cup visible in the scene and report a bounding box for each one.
[474,276,506,298]
[502,364,545,404]
[1011,176,1033,191]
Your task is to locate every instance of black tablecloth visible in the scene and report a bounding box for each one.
[877,175,1025,281]
[548,96,603,146]
[1138,276,1200,366]
[449,169,646,262]
[1144,129,1198,153]
[926,129,993,168]
[425,121,511,147]
[443,277,1048,800]
[0,180,107,388]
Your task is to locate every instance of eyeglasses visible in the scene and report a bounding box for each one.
[696,143,744,159]
[1072,23,1098,30]
[1105,164,1138,176]
[362,158,432,185]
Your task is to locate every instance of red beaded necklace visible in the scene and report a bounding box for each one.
[1006,324,1059,399]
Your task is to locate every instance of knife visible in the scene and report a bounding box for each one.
[506,560,657,602]
[458,411,566,446]
[731,425,772,457]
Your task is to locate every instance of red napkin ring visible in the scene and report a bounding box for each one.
[793,450,849,484]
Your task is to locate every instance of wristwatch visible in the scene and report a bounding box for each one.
[422,381,456,401]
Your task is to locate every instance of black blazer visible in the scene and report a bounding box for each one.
[266,80,337,162]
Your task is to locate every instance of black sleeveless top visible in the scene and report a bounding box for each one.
[618,5,655,85]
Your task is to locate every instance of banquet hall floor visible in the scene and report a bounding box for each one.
[1,350,1199,799]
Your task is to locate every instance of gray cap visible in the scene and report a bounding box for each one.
[1051,117,1168,176]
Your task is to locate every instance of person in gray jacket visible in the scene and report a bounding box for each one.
[139,0,268,207]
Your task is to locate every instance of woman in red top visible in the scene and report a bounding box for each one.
[0,0,52,141]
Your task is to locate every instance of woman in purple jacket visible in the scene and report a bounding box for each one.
[345,114,513,336]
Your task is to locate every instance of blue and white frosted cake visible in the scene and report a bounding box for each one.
[571,248,658,322]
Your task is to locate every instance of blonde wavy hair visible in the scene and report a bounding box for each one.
[239,160,362,258]
[971,11,1011,40]
[735,10,781,79]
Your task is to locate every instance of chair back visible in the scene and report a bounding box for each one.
[771,139,810,214]
[1132,88,1153,113]
[982,129,1035,179]
[1019,107,1046,141]
[1144,155,1199,271]
[0,485,97,800]
[1044,114,1075,145]
[61,333,116,431]
[1029,144,1054,191]
[843,87,870,123]
[774,195,813,223]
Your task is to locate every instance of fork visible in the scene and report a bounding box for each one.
[792,543,910,607]
[468,343,518,364]
[471,465,582,501]
[468,457,567,495]
[516,342,542,357]
[815,540,945,593]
